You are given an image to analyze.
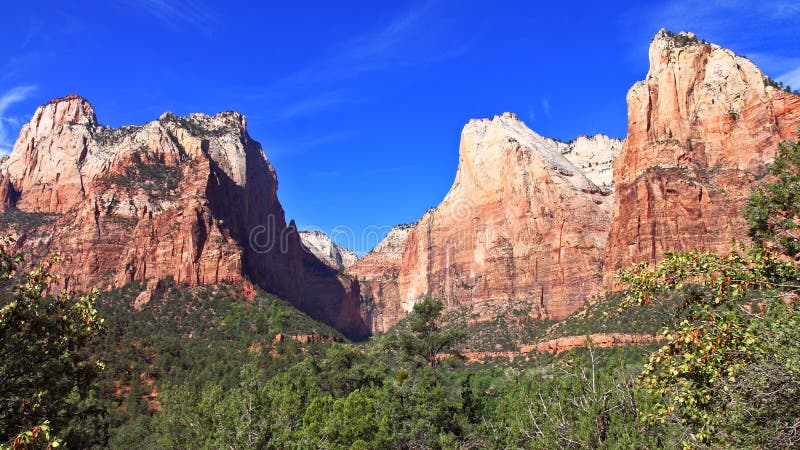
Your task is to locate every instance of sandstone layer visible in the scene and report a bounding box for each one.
[561,134,623,190]
[394,112,618,327]
[0,95,368,338]
[459,333,665,362]
[299,230,358,271]
[603,30,800,285]
[346,223,414,333]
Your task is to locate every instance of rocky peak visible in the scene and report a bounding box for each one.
[0,96,265,213]
[371,223,415,255]
[394,113,614,327]
[299,230,358,271]
[651,29,705,51]
[604,31,800,285]
[36,93,98,128]
[456,112,601,196]
[346,223,414,281]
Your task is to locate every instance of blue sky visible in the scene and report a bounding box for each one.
[1,0,799,253]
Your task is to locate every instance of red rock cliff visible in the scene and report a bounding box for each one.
[393,112,618,325]
[0,94,368,338]
[346,223,414,333]
[603,31,800,285]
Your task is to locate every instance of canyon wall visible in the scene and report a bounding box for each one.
[393,113,619,325]
[5,30,799,339]
[603,31,800,285]
[0,94,368,338]
[345,224,414,333]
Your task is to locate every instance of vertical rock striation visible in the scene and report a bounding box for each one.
[346,224,414,333]
[603,30,800,285]
[0,94,368,338]
[394,112,618,325]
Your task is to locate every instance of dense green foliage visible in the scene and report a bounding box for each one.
[745,136,800,257]
[89,279,342,448]
[618,135,800,447]
[382,298,467,368]
[148,307,672,449]
[5,137,800,448]
[0,240,105,449]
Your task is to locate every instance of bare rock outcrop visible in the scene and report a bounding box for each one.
[299,230,358,271]
[561,134,623,191]
[393,112,617,327]
[346,223,414,333]
[0,94,369,338]
[603,30,800,285]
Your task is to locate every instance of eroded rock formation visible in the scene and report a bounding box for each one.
[603,30,800,285]
[346,223,414,333]
[0,94,368,338]
[299,230,358,271]
[392,112,618,327]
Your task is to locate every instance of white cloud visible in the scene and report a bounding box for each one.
[273,91,355,121]
[126,0,216,29]
[541,98,551,117]
[271,1,471,88]
[0,85,37,155]
[778,66,800,91]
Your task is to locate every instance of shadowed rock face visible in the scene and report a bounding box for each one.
[345,223,414,333]
[5,31,797,341]
[603,30,800,286]
[393,112,617,326]
[0,94,369,339]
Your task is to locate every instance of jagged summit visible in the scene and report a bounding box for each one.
[1,95,263,212]
[299,230,358,271]
[561,134,623,189]
[652,29,707,49]
[394,111,617,326]
[457,112,603,196]
[604,26,800,286]
[32,93,97,128]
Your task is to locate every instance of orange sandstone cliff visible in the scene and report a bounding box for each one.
[391,112,620,326]
[5,30,799,340]
[603,31,800,285]
[0,94,368,338]
[345,223,414,333]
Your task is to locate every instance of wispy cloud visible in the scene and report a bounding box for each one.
[307,170,344,179]
[541,98,551,117]
[778,66,800,91]
[273,1,471,88]
[0,85,37,155]
[272,91,356,121]
[125,0,217,29]
[621,0,800,82]
[263,131,356,157]
[527,107,536,122]
[636,0,800,37]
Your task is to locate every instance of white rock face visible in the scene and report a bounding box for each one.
[299,230,358,271]
[371,223,414,255]
[561,135,623,190]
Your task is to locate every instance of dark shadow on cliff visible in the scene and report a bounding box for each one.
[202,135,370,340]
